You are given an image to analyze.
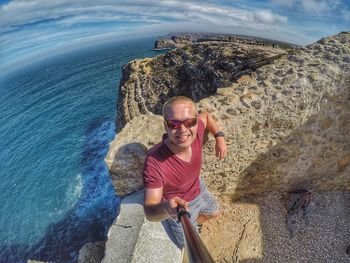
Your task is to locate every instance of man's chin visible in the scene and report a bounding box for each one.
[174,139,193,149]
[175,135,192,144]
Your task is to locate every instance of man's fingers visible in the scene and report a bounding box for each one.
[221,149,227,159]
[216,148,227,160]
[171,197,189,211]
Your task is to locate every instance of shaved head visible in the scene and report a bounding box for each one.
[162,96,197,119]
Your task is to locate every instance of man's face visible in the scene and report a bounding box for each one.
[164,102,198,151]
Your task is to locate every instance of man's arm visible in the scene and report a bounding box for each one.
[144,187,189,221]
[198,112,228,160]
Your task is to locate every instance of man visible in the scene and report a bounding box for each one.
[143,96,228,248]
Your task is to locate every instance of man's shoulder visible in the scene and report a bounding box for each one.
[198,118,205,130]
[146,139,169,162]
[147,141,163,156]
[196,118,206,139]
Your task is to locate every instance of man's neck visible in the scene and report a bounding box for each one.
[165,139,192,162]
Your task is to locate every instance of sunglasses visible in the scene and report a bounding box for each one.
[165,118,197,130]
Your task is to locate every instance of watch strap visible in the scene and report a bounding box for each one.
[214,131,225,138]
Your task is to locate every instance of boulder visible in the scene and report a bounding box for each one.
[105,114,164,197]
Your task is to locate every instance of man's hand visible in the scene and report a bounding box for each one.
[166,196,189,219]
[144,187,189,221]
[215,137,228,160]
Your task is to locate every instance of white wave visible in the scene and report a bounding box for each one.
[64,173,83,209]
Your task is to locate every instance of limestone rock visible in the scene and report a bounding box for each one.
[154,33,298,50]
[154,34,194,49]
[116,38,291,132]
[108,31,350,200]
[78,241,105,263]
[105,114,164,197]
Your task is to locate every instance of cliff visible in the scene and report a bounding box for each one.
[154,33,297,50]
[109,31,350,197]
[116,37,294,133]
[103,31,350,262]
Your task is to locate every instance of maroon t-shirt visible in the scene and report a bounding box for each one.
[143,119,205,202]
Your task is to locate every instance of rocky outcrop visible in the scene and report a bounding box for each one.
[116,40,292,132]
[108,31,350,198]
[154,34,194,50]
[105,115,164,196]
[154,33,297,50]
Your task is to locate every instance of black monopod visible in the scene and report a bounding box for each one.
[177,207,215,263]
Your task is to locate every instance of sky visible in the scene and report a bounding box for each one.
[0,0,349,74]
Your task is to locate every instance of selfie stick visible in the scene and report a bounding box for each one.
[177,207,215,263]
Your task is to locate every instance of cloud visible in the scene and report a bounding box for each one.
[270,0,344,13]
[254,9,288,24]
[300,0,330,12]
[0,0,289,32]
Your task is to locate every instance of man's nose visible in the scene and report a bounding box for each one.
[179,123,188,131]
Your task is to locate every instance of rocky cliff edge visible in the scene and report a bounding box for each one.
[101,32,350,263]
[107,31,350,198]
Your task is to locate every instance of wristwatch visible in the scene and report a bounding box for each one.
[214,131,225,138]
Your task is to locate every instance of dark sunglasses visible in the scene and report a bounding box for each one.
[165,118,197,130]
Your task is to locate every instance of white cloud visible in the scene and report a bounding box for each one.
[254,9,288,24]
[300,0,328,12]
[300,0,341,12]
[271,0,344,13]
[0,0,289,32]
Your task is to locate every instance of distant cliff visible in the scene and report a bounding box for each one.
[154,33,297,50]
[107,31,350,197]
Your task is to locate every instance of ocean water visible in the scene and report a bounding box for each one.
[0,37,162,263]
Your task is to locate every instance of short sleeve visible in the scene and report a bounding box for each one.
[143,156,164,189]
[197,118,206,144]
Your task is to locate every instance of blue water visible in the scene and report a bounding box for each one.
[0,37,162,262]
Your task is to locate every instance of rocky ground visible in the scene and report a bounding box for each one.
[198,191,350,263]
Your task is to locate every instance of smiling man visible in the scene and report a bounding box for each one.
[143,95,227,248]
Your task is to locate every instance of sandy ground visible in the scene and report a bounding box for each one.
[184,191,350,263]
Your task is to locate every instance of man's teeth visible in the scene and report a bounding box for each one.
[177,135,190,140]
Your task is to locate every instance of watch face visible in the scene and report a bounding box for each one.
[215,131,224,138]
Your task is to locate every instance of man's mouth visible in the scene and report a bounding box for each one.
[176,134,191,143]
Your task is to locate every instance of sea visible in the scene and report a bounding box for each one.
[0,36,163,263]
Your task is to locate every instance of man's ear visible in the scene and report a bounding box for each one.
[163,121,167,131]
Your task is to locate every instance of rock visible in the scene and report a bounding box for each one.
[309,72,319,81]
[116,39,290,132]
[251,100,262,109]
[154,39,178,50]
[103,191,182,263]
[105,114,164,197]
[108,31,350,200]
[338,155,350,172]
[78,241,105,263]
[154,34,195,49]
[155,33,298,50]
[237,75,251,85]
